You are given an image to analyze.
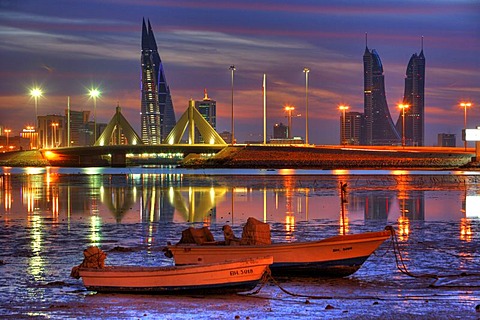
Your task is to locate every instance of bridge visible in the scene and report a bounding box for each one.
[42,144,227,167]
[40,101,228,167]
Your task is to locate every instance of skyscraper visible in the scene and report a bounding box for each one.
[395,46,425,146]
[194,89,217,143]
[340,111,365,145]
[140,19,176,144]
[363,46,401,145]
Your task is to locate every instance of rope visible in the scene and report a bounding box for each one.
[387,226,480,286]
[240,226,480,298]
[240,267,383,300]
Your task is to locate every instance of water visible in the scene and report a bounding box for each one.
[1,168,480,319]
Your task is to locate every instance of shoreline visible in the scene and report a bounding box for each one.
[0,145,477,170]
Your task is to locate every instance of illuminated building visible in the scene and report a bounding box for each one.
[20,126,38,150]
[67,110,90,146]
[37,115,65,148]
[340,112,365,145]
[194,90,216,143]
[363,46,401,145]
[395,46,426,146]
[140,18,176,144]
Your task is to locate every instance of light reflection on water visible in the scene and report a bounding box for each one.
[2,168,480,228]
[1,168,480,318]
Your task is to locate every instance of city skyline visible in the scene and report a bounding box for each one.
[0,1,479,145]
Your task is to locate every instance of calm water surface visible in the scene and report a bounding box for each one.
[1,168,480,319]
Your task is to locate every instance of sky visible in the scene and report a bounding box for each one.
[0,0,479,145]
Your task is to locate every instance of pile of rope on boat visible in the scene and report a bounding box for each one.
[70,246,107,279]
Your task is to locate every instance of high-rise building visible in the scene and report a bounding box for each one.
[67,110,90,146]
[437,133,456,147]
[363,46,401,145]
[140,19,176,145]
[340,112,365,145]
[273,123,288,139]
[194,89,216,143]
[395,46,425,146]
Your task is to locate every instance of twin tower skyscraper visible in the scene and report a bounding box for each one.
[363,38,426,146]
[141,19,425,146]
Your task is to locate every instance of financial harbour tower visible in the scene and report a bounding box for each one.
[395,49,425,146]
[140,19,176,144]
[363,46,401,145]
[363,44,425,146]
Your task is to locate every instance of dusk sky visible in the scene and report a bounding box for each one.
[0,0,479,145]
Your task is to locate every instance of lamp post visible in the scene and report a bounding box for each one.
[89,88,101,143]
[339,105,349,145]
[229,65,235,144]
[285,105,295,139]
[30,88,42,129]
[398,104,409,147]
[4,129,11,149]
[303,68,310,145]
[461,102,472,151]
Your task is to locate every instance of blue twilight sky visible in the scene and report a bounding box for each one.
[0,0,479,145]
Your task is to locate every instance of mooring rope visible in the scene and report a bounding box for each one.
[388,226,480,285]
[241,267,383,300]
[240,226,480,298]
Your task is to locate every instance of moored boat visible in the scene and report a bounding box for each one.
[165,219,392,277]
[72,246,273,294]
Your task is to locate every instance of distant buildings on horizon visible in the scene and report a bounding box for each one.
[5,21,468,151]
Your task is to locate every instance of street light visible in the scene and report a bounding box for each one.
[30,87,43,129]
[303,68,310,145]
[285,105,295,139]
[229,65,235,144]
[4,129,11,149]
[88,88,101,143]
[398,104,409,147]
[460,102,473,151]
[339,105,349,145]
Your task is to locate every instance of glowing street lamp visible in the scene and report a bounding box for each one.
[89,88,101,143]
[303,68,310,145]
[398,104,409,147]
[339,105,349,145]
[285,105,295,139]
[460,102,473,151]
[229,65,235,144]
[30,87,43,129]
[4,129,11,149]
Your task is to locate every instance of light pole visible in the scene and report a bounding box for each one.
[4,129,11,150]
[229,65,235,144]
[339,105,349,145]
[285,105,295,139]
[399,104,409,147]
[461,102,472,151]
[30,88,42,129]
[303,68,310,145]
[89,88,101,144]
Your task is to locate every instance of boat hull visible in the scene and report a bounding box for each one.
[78,256,272,294]
[167,230,391,277]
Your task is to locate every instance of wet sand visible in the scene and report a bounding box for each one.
[1,219,479,319]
